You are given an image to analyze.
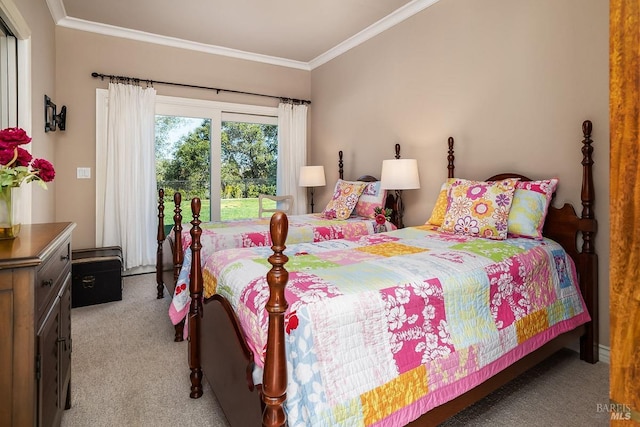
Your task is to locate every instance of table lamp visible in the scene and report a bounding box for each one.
[299,165,326,213]
[380,158,420,228]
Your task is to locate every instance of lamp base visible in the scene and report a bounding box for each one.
[385,190,404,229]
[395,190,405,229]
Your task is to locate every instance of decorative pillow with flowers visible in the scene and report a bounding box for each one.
[322,179,367,220]
[0,127,55,188]
[507,178,558,239]
[354,181,387,218]
[439,178,519,240]
[426,178,456,226]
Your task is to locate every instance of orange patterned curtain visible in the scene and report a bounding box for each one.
[610,0,640,425]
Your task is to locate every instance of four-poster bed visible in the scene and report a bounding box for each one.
[157,150,399,341]
[184,120,598,426]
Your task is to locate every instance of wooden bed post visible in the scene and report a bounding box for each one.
[578,120,599,363]
[338,150,344,180]
[189,198,204,398]
[447,137,455,179]
[172,193,187,341]
[262,212,289,427]
[173,193,184,283]
[157,189,166,299]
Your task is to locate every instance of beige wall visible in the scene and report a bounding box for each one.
[54,27,310,249]
[310,0,610,346]
[13,0,58,223]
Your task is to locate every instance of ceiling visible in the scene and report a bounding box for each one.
[46,0,440,70]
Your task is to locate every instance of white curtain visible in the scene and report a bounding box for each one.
[100,83,157,270]
[277,102,308,215]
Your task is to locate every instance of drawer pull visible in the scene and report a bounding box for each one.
[61,254,70,261]
[82,276,96,289]
[42,279,53,287]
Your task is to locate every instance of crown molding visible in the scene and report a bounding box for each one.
[309,0,440,69]
[45,0,440,71]
[45,0,66,24]
[56,16,311,70]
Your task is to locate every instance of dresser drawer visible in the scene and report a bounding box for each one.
[36,238,71,320]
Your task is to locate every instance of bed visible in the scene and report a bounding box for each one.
[156,150,399,341]
[184,120,598,426]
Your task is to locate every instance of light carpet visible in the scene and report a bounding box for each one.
[62,273,609,427]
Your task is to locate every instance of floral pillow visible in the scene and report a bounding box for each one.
[439,178,519,240]
[426,178,456,226]
[354,181,387,218]
[322,179,367,220]
[507,179,558,239]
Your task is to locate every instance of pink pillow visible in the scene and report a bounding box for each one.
[322,180,367,220]
[439,178,519,240]
[354,181,387,218]
[507,179,558,239]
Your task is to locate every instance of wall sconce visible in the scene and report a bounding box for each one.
[44,95,67,132]
[299,165,326,213]
[380,158,421,228]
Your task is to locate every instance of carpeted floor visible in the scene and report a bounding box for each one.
[61,273,609,427]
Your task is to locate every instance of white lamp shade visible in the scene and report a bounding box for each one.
[299,165,326,187]
[380,159,421,190]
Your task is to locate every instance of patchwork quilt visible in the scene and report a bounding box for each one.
[199,225,590,426]
[169,214,395,324]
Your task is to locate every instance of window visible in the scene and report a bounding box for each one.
[154,98,278,223]
[96,91,279,233]
[0,17,17,128]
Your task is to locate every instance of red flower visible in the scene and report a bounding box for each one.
[0,149,14,166]
[285,311,299,334]
[0,127,31,150]
[15,148,33,167]
[0,127,55,188]
[31,158,55,182]
[375,213,386,225]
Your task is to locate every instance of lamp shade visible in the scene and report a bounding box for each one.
[299,165,326,187]
[380,159,421,190]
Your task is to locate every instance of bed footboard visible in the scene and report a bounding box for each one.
[201,295,263,425]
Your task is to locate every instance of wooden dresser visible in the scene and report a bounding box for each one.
[0,222,75,427]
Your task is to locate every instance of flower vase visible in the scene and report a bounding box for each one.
[374,223,387,233]
[0,186,22,239]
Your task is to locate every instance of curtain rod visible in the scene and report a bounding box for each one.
[90,72,311,105]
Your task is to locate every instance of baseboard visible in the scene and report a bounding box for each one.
[123,265,155,277]
[599,344,610,364]
[565,342,610,364]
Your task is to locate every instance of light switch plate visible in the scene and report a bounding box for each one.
[77,167,91,179]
